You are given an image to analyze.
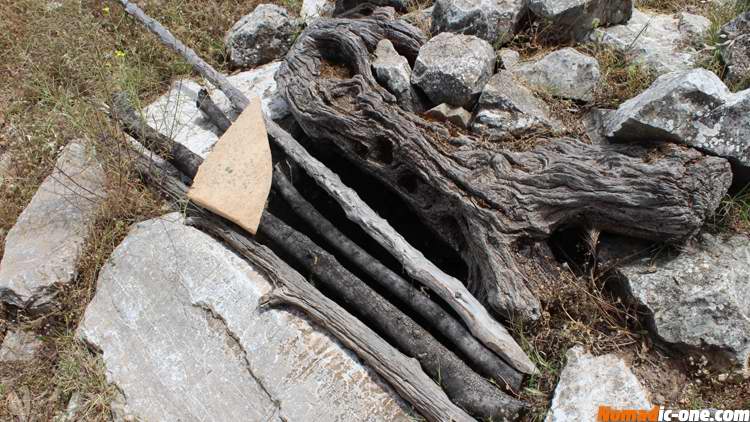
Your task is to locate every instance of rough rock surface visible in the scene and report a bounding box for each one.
[372,39,417,110]
[425,103,472,129]
[498,48,520,69]
[513,47,601,101]
[0,140,105,313]
[720,11,750,86]
[528,0,633,41]
[144,62,288,158]
[335,0,407,14]
[546,347,652,422]
[301,0,335,22]
[471,70,560,140]
[678,12,712,47]
[0,330,43,363]
[225,4,299,69]
[431,0,526,45]
[412,32,495,107]
[604,68,750,171]
[590,8,710,74]
[78,214,411,422]
[605,233,750,375]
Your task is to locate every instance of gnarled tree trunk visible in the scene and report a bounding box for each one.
[276,14,733,320]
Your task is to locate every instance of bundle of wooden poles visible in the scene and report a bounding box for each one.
[111,1,536,421]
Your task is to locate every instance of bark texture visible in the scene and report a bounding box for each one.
[258,212,525,419]
[273,169,523,388]
[275,15,734,321]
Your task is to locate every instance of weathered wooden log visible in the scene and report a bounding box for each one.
[115,101,527,417]
[258,212,525,419]
[112,92,201,179]
[275,15,734,322]
[123,145,474,421]
[272,169,523,388]
[196,88,231,133]
[195,89,523,387]
[116,0,535,374]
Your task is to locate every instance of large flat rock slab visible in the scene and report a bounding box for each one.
[144,62,289,158]
[0,140,105,313]
[78,214,410,422]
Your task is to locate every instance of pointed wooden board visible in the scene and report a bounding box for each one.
[188,96,271,235]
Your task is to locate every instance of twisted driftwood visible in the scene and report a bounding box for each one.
[116,0,536,374]
[275,15,734,321]
[194,90,523,387]
[113,96,526,418]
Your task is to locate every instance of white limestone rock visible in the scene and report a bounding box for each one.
[603,68,750,172]
[546,347,652,422]
[225,4,301,69]
[528,0,633,41]
[590,8,708,74]
[425,103,472,129]
[78,214,411,422]
[604,233,750,375]
[143,62,289,158]
[0,140,105,314]
[471,70,560,141]
[513,47,601,102]
[431,0,526,45]
[301,0,335,22]
[372,39,417,111]
[411,32,495,107]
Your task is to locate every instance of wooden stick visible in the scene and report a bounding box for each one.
[124,139,475,422]
[272,168,523,388]
[116,0,535,375]
[257,212,525,418]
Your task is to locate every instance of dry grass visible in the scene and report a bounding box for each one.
[514,253,646,420]
[0,0,294,419]
[579,44,658,109]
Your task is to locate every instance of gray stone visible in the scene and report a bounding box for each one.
[431,0,526,45]
[372,39,416,110]
[0,140,105,313]
[471,70,560,141]
[513,47,601,101]
[78,214,411,422]
[144,62,289,158]
[425,103,472,128]
[225,4,300,69]
[604,68,750,171]
[301,0,335,22]
[0,330,43,363]
[590,8,706,74]
[546,347,652,422]
[606,233,750,375]
[528,0,633,41]
[498,48,520,69]
[411,32,495,107]
[678,12,712,47]
[721,12,750,86]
